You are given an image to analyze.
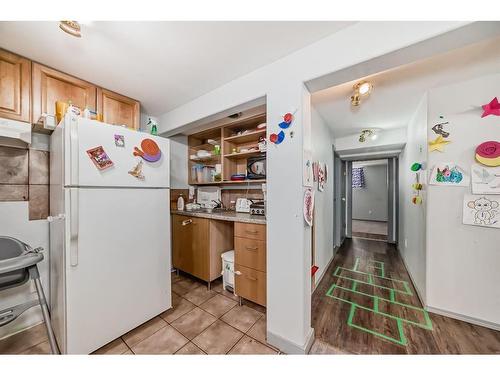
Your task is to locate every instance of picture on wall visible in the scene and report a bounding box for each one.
[463,194,500,229]
[471,164,500,194]
[429,163,469,186]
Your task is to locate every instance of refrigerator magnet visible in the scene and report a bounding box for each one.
[128,160,145,180]
[114,134,125,147]
[86,146,114,170]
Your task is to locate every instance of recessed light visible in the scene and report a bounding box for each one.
[59,21,81,38]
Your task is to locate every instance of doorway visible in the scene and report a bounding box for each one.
[344,158,398,243]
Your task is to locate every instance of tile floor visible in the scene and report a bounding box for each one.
[0,272,279,355]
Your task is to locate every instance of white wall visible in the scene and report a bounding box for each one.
[398,95,428,302]
[426,74,500,327]
[352,163,388,222]
[169,134,189,189]
[155,22,469,353]
[310,108,335,284]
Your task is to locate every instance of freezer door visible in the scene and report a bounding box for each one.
[63,114,170,188]
[65,187,171,354]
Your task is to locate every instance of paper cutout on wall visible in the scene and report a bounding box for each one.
[463,194,500,229]
[303,188,315,226]
[471,164,500,194]
[429,163,469,187]
[428,135,451,152]
[133,138,162,162]
[278,112,294,129]
[431,116,450,138]
[86,146,114,170]
[481,97,500,118]
[318,163,325,192]
[312,162,319,182]
[269,130,285,145]
[475,141,500,167]
[303,150,313,187]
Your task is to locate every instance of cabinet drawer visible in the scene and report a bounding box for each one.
[235,264,266,307]
[235,237,266,272]
[235,222,266,241]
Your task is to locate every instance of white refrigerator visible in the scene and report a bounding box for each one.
[49,113,171,354]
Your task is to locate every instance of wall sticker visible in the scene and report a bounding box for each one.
[463,194,499,229]
[428,135,451,152]
[429,163,469,187]
[475,141,500,167]
[481,97,500,118]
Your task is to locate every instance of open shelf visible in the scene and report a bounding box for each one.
[189,179,266,186]
[223,128,266,144]
[223,150,265,160]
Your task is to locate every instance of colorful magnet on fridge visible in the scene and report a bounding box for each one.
[278,112,294,129]
[133,138,162,162]
[481,97,500,118]
[128,160,145,180]
[114,134,125,147]
[475,141,500,167]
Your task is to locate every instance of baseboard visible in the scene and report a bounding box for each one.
[312,247,337,292]
[426,306,500,332]
[267,327,315,354]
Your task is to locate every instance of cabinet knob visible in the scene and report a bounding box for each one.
[182,219,193,226]
[234,270,242,276]
[245,230,258,234]
[245,246,258,251]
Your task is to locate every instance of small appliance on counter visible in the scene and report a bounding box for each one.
[247,155,266,179]
[250,200,265,216]
[236,198,251,213]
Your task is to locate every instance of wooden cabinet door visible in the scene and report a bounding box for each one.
[172,215,209,281]
[97,88,140,130]
[235,264,266,306]
[32,63,97,124]
[0,49,31,123]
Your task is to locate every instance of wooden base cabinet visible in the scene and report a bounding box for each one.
[234,222,266,306]
[172,214,233,283]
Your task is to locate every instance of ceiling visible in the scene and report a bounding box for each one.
[0,21,353,116]
[312,36,500,138]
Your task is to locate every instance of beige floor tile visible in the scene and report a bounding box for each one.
[199,294,237,317]
[93,338,129,354]
[0,323,48,354]
[170,307,217,340]
[221,305,263,333]
[122,316,167,347]
[175,342,206,355]
[172,277,203,296]
[241,299,266,314]
[131,326,188,354]
[212,281,239,302]
[192,320,243,354]
[20,341,51,354]
[183,285,216,306]
[247,316,267,344]
[160,294,196,323]
[228,335,277,355]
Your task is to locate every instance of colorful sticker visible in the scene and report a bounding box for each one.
[463,194,500,228]
[428,135,451,152]
[481,97,500,118]
[133,138,162,162]
[128,160,145,180]
[471,164,500,194]
[86,146,113,170]
[429,163,469,186]
[475,141,500,167]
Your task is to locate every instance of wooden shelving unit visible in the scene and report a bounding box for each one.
[187,107,267,186]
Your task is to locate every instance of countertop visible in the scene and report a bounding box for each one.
[171,209,266,224]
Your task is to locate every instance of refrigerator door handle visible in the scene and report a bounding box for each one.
[70,189,79,267]
[69,115,79,185]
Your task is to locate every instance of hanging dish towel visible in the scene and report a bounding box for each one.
[352,167,365,188]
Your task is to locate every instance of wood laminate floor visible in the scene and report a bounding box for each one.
[311,238,500,354]
[352,220,388,241]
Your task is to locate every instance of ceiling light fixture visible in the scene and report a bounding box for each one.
[59,21,81,38]
[351,80,373,106]
[358,129,378,143]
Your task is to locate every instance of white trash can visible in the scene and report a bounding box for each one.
[221,250,235,292]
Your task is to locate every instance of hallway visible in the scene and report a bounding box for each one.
[310,238,500,354]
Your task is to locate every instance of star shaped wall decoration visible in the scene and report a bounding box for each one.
[428,135,451,152]
[481,97,500,118]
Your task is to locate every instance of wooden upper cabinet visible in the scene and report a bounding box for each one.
[32,63,97,124]
[0,49,31,123]
[97,88,140,130]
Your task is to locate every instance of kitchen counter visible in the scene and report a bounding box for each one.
[171,209,266,224]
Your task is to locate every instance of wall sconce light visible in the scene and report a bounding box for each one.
[59,21,81,38]
[359,129,378,143]
[351,80,373,106]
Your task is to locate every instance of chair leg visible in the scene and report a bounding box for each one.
[31,271,60,354]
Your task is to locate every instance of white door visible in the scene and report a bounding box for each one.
[63,115,170,188]
[65,187,171,354]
